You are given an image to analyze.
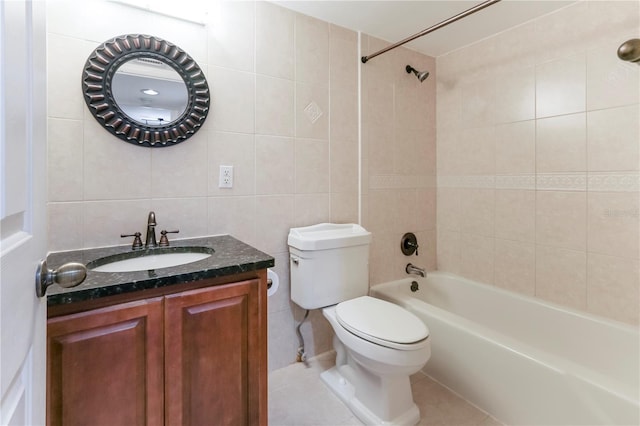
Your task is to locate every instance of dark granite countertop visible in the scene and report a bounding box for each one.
[46,235,275,307]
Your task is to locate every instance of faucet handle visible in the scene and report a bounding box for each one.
[408,241,419,255]
[121,232,143,250]
[159,230,179,247]
[401,232,419,256]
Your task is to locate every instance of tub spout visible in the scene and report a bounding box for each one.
[406,263,426,278]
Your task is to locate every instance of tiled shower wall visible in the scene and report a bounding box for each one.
[46,1,365,371]
[360,36,438,284]
[436,0,640,326]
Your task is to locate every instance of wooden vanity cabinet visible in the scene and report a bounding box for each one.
[47,297,164,426]
[164,279,261,426]
[47,275,267,426]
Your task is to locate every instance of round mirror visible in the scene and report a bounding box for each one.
[112,57,189,126]
[82,34,210,147]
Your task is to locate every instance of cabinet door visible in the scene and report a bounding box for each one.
[164,279,263,426]
[47,298,164,426]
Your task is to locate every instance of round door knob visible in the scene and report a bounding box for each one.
[35,260,87,298]
[618,39,640,62]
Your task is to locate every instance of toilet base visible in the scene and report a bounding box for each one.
[320,366,421,426]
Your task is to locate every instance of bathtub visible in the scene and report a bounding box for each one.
[370,272,640,426]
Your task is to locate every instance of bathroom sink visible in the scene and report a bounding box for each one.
[87,246,214,273]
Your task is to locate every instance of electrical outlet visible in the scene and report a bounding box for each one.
[219,165,233,188]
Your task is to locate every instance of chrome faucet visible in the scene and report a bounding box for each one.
[145,211,157,248]
[406,263,426,278]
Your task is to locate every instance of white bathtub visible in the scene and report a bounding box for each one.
[370,272,640,426]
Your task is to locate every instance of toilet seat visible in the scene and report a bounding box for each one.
[336,296,429,350]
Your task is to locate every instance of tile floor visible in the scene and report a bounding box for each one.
[268,352,504,426]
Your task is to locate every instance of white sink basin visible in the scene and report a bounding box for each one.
[89,248,213,273]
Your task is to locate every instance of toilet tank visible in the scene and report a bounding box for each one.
[288,223,372,310]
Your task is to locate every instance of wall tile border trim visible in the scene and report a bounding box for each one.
[588,172,640,192]
[496,175,536,190]
[437,172,640,192]
[536,173,587,191]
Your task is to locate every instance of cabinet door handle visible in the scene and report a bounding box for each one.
[35,260,87,297]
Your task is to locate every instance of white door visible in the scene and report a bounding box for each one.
[0,0,48,424]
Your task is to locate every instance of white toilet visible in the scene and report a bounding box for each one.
[288,223,430,425]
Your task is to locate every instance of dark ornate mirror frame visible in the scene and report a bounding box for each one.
[82,34,210,148]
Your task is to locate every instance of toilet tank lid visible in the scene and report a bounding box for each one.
[288,223,371,251]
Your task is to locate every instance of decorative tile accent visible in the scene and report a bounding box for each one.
[495,174,536,190]
[536,173,587,191]
[463,175,495,189]
[303,101,323,124]
[588,172,640,192]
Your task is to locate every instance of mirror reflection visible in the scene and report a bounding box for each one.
[82,34,209,147]
[112,57,188,126]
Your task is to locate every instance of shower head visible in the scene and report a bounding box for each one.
[406,65,429,82]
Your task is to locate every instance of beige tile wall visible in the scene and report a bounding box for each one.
[361,36,438,285]
[436,0,640,326]
[46,0,362,371]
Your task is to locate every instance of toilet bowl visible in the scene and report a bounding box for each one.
[288,223,431,425]
[320,297,430,425]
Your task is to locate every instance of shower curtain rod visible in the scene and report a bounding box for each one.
[361,0,502,63]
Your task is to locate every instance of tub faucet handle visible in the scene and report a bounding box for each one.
[401,232,419,256]
[408,241,419,255]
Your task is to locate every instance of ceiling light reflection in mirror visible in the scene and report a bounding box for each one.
[112,58,189,127]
